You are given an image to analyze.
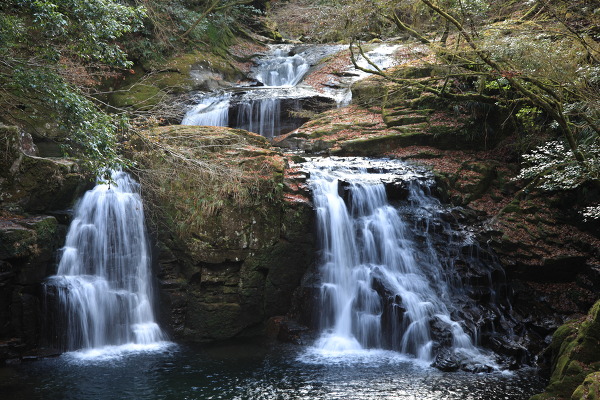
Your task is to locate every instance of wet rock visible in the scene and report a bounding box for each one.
[131,126,315,341]
[431,349,461,372]
[484,334,529,366]
[460,362,495,373]
[429,317,454,349]
[266,316,310,344]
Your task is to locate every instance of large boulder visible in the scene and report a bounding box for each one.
[531,300,600,399]
[130,125,314,341]
[0,124,89,214]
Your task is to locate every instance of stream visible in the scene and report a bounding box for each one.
[1,339,544,400]
[180,43,401,137]
[0,44,549,400]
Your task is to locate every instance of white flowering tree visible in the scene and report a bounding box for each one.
[346,0,600,216]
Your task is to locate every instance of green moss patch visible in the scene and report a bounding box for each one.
[531,300,600,399]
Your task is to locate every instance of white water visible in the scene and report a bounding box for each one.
[181,45,310,136]
[44,171,166,354]
[180,93,231,126]
[235,97,282,138]
[328,44,402,106]
[180,44,405,134]
[254,47,310,87]
[305,158,492,365]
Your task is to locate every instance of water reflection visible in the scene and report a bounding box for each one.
[2,340,544,400]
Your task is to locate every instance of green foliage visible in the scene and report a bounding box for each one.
[484,77,511,90]
[124,0,260,64]
[515,106,542,131]
[0,0,145,174]
[2,0,145,67]
[11,67,125,172]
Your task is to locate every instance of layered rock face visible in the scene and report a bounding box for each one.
[129,125,314,341]
[0,124,90,362]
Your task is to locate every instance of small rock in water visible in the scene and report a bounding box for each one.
[431,349,461,372]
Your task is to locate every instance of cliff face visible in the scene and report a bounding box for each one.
[0,124,90,362]
[129,125,314,341]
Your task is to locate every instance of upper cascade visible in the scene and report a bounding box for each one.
[253,47,310,87]
[44,171,165,352]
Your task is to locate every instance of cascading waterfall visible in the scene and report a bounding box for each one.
[181,93,231,126]
[44,171,164,352]
[235,97,281,138]
[306,158,494,365]
[254,48,310,87]
[181,45,310,137]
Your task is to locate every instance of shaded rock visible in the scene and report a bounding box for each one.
[429,316,454,350]
[130,126,315,341]
[431,348,461,372]
[571,371,600,400]
[0,214,67,363]
[484,334,529,366]
[266,316,310,344]
[1,125,90,214]
[531,300,600,399]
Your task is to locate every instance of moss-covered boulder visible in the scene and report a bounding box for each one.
[531,300,600,400]
[129,125,314,341]
[109,51,243,111]
[572,372,600,400]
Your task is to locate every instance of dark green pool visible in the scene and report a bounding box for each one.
[0,339,546,400]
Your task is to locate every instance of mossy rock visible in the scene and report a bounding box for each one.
[351,76,390,107]
[0,215,62,284]
[384,114,429,127]
[137,126,316,342]
[572,372,600,400]
[0,129,89,213]
[390,65,434,79]
[333,132,432,156]
[108,84,163,110]
[531,300,600,400]
[108,51,242,110]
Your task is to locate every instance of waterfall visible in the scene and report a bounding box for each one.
[254,48,310,87]
[181,93,230,127]
[44,171,165,352]
[235,97,281,138]
[181,45,311,137]
[306,158,494,366]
